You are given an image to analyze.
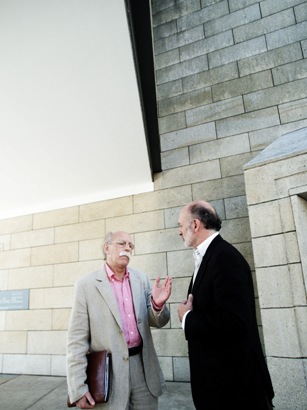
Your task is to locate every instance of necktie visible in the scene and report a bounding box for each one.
[193,249,201,284]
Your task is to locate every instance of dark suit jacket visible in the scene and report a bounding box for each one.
[185,235,274,410]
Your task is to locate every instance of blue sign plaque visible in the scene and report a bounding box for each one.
[0,290,29,310]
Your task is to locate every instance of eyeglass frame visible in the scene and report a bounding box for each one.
[107,240,135,251]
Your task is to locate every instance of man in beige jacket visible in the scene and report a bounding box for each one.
[67,231,172,409]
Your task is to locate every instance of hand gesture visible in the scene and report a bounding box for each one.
[152,276,172,308]
[178,294,193,322]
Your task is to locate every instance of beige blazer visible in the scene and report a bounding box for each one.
[67,265,170,409]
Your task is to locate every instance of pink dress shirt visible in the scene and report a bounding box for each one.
[105,264,142,348]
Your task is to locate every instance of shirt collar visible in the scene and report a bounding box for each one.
[105,263,129,281]
[196,231,219,259]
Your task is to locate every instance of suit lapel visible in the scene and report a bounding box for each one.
[94,266,122,330]
[129,269,141,320]
[192,235,221,295]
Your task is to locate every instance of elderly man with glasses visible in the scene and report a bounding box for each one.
[67,231,172,410]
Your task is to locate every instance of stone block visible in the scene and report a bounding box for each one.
[0,234,10,251]
[252,235,288,268]
[11,228,54,250]
[261,0,307,18]
[158,112,186,134]
[79,196,133,222]
[106,210,165,234]
[28,331,67,354]
[164,206,182,229]
[161,122,216,152]
[220,218,251,244]
[134,185,192,213]
[296,307,307,356]
[79,239,103,262]
[161,147,190,171]
[3,354,51,375]
[177,0,229,32]
[221,152,255,177]
[55,220,105,244]
[53,260,101,286]
[303,39,307,57]
[0,269,8,290]
[279,97,307,124]
[261,308,301,357]
[153,20,177,41]
[289,263,307,306]
[186,96,244,127]
[31,243,79,266]
[190,133,250,163]
[9,265,53,291]
[151,0,175,16]
[244,78,307,112]
[6,310,52,331]
[130,253,167,280]
[256,266,294,308]
[234,9,295,44]
[135,228,182,255]
[208,36,267,69]
[180,30,233,62]
[173,357,190,381]
[33,207,79,229]
[0,331,27,353]
[152,328,188,356]
[52,309,71,331]
[152,0,200,27]
[169,277,193,303]
[268,356,307,410]
[0,215,32,235]
[266,21,307,50]
[170,303,183,329]
[295,2,307,22]
[167,249,194,278]
[30,287,73,309]
[217,107,280,138]
[224,195,248,219]
[183,62,238,93]
[0,312,5,330]
[51,354,67,376]
[156,54,208,85]
[249,120,307,151]
[248,201,284,237]
[0,248,31,269]
[212,70,273,102]
[155,26,204,56]
[158,356,173,381]
[158,87,212,117]
[192,174,246,201]
[272,58,307,85]
[157,78,182,101]
[155,160,221,191]
[229,0,266,12]
[205,4,261,37]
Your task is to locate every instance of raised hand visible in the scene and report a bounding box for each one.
[152,276,172,307]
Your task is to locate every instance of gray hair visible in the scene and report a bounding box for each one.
[102,232,113,260]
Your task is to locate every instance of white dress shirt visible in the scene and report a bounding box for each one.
[182,232,220,329]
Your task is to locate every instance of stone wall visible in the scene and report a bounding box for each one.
[0,0,307,408]
[244,127,307,410]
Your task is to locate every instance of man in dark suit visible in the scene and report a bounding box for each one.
[177,200,274,410]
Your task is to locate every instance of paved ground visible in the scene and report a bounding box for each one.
[0,374,194,410]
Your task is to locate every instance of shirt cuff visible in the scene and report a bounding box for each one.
[151,296,164,312]
[182,310,191,330]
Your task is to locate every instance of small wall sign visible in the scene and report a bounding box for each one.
[0,290,29,310]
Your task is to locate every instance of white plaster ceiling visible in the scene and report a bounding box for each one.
[0,0,153,220]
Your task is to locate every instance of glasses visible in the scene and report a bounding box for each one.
[108,240,135,250]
